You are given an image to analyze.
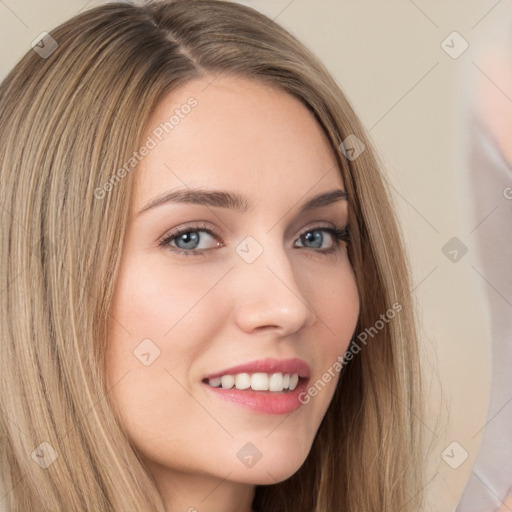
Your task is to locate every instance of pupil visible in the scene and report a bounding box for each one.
[179,232,199,249]
[304,231,322,248]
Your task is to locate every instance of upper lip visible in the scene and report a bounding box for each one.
[203,357,311,381]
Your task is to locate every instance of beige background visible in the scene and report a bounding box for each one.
[1,1,507,510]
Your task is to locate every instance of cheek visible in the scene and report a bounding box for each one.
[109,258,217,341]
[289,263,359,433]
[310,262,360,343]
[104,266,210,455]
[306,263,360,390]
[105,256,226,393]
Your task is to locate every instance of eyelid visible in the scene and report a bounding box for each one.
[159,221,335,243]
[158,221,220,245]
[157,220,348,255]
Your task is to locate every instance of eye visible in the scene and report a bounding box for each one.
[158,222,221,256]
[295,225,350,254]
[158,222,350,257]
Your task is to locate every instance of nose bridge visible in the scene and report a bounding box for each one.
[230,231,316,332]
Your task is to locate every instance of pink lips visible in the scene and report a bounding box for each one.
[201,357,311,415]
[203,377,309,415]
[203,357,311,381]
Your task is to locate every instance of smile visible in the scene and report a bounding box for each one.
[204,372,300,392]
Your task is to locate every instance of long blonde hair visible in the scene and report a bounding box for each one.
[0,1,425,510]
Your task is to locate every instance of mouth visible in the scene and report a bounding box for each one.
[200,358,311,414]
[201,373,311,415]
[203,373,309,415]
[202,372,306,393]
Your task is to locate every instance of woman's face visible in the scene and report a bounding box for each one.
[106,74,360,510]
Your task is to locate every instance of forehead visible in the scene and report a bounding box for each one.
[131,75,344,211]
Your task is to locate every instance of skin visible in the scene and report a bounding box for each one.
[105,74,360,512]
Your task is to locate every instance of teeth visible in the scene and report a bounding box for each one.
[207,372,300,392]
[220,375,235,389]
[235,373,251,390]
[268,373,283,392]
[251,373,268,391]
[208,376,222,387]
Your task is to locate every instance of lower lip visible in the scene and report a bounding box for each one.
[202,378,309,415]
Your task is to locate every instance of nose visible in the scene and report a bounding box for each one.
[229,236,317,336]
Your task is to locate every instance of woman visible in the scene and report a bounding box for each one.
[0,1,425,510]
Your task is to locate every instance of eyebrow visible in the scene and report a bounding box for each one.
[136,187,348,218]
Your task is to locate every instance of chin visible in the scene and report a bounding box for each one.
[229,455,308,485]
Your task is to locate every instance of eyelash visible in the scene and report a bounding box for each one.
[157,222,350,257]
